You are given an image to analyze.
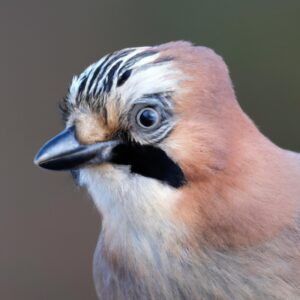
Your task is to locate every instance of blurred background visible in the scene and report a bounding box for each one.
[1,0,299,299]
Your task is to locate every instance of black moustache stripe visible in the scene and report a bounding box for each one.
[111,143,186,188]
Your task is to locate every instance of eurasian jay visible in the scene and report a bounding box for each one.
[34,41,300,300]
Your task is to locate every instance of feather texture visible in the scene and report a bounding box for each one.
[63,41,300,299]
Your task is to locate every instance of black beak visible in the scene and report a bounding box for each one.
[34,126,120,171]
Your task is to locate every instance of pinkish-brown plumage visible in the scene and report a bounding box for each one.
[35,41,300,299]
[92,42,300,299]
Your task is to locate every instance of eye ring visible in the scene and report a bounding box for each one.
[136,107,160,129]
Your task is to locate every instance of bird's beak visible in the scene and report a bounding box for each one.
[34,126,120,171]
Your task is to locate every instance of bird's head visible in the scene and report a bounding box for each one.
[35,41,247,242]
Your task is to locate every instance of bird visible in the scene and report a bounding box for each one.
[34,41,300,300]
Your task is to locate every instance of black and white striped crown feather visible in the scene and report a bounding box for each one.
[69,47,158,103]
[61,46,181,128]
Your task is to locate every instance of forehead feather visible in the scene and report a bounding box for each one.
[68,48,152,102]
[66,46,182,109]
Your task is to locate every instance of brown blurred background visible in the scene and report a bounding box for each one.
[1,0,299,299]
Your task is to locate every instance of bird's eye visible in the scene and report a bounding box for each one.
[136,107,160,129]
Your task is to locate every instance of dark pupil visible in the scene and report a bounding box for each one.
[139,109,157,127]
